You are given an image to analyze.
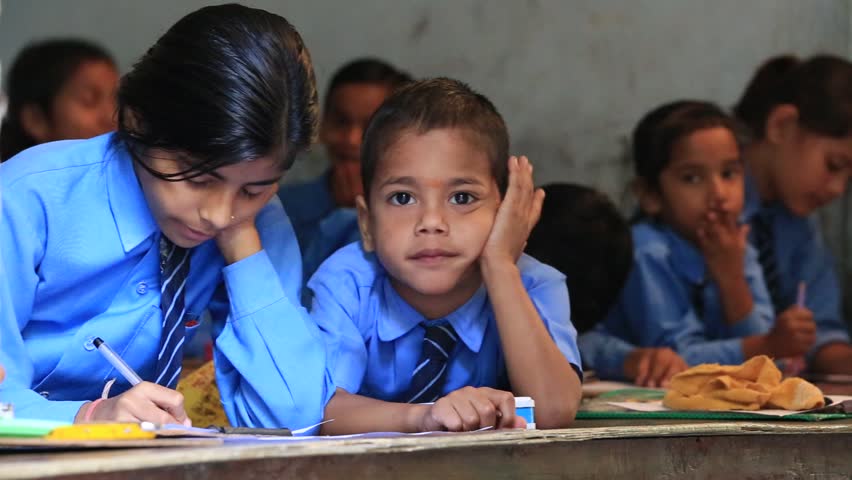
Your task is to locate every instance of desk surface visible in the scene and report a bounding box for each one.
[2,420,852,480]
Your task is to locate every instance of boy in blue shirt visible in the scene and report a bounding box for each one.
[309,78,582,434]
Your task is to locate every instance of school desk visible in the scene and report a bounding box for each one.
[1,420,851,479]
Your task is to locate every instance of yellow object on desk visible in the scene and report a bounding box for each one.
[46,423,156,441]
[663,355,825,411]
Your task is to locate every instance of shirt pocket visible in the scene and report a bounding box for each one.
[32,304,161,400]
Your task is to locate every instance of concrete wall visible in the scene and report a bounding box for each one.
[3,0,852,315]
[2,0,849,199]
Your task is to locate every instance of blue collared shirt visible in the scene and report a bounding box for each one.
[278,171,360,304]
[0,134,334,429]
[307,242,582,401]
[580,221,774,379]
[742,173,851,357]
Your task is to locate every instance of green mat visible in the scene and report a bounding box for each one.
[0,418,69,437]
[578,388,852,422]
[575,410,851,422]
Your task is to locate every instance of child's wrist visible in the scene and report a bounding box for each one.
[407,403,432,432]
[480,256,518,277]
[78,398,105,423]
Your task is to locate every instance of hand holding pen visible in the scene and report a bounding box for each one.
[75,337,191,426]
[779,283,810,376]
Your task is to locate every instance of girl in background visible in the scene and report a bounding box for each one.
[1,39,118,161]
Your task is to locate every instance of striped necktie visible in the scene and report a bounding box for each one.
[401,322,459,404]
[155,235,191,388]
[752,211,785,312]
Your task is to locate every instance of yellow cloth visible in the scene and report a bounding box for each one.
[176,360,230,427]
[663,355,824,411]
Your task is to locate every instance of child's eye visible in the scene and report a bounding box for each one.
[241,188,262,199]
[450,192,476,205]
[681,174,701,184]
[827,159,845,173]
[721,168,741,180]
[389,192,415,206]
[187,177,212,188]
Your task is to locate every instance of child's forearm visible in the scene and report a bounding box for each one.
[715,274,754,325]
[812,342,852,375]
[321,388,427,435]
[482,260,581,428]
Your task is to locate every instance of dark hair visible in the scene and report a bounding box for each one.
[633,100,741,190]
[733,55,852,139]
[361,77,509,200]
[325,58,412,107]
[113,3,318,180]
[0,39,115,161]
[525,183,633,333]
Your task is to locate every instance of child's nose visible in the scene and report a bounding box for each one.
[416,205,449,234]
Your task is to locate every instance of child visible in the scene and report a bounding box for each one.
[1,39,118,161]
[525,183,688,387]
[279,58,412,293]
[734,55,852,374]
[589,100,801,373]
[0,4,332,429]
[308,78,582,433]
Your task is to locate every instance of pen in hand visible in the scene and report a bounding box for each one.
[94,337,143,386]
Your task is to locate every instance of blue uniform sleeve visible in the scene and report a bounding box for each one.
[609,250,748,366]
[0,183,88,421]
[576,326,635,381]
[794,219,851,356]
[208,198,334,431]
[523,263,583,378]
[306,252,370,396]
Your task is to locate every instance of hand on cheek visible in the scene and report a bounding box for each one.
[481,156,545,268]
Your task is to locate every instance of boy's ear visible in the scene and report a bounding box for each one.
[19,104,51,142]
[633,178,663,217]
[355,194,375,252]
[765,104,799,145]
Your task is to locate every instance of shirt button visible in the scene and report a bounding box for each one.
[39,391,50,399]
[136,282,148,295]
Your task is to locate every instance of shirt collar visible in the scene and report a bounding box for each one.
[376,274,490,353]
[105,137,158,253]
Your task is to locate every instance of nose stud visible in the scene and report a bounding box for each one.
[230,215,235,220]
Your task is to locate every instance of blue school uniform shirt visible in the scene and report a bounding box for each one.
[742,173,851,357]
[579,221,774,380]
[0,134,334,428]
[307,242,582,400]
[278,171,360,304]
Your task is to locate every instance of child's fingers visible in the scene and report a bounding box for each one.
[449,395,483,431]
[647,353,671,388]
[528,188,545,228]
[429,400,463,432]
[660,361,684,388]
[489,391,520,430]
[467,392,500,429]
[634,351,651,386]
[509,415,527,429]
